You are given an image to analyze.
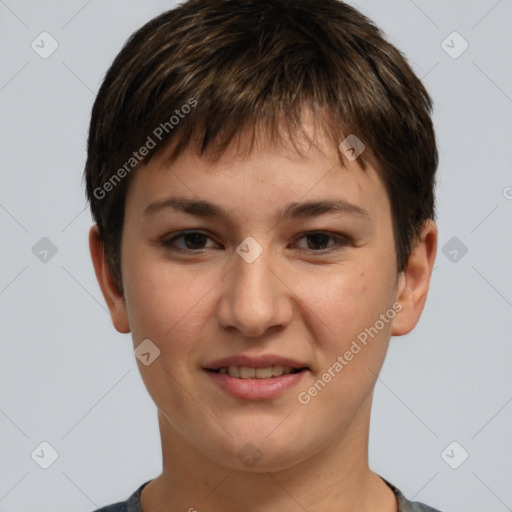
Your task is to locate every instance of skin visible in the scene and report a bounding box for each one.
[90,114,437,512]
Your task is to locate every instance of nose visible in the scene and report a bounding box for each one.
[216,245,294,338]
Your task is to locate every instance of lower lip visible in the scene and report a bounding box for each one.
[204,369,308,400]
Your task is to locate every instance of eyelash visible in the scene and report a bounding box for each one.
[160,230,350,254]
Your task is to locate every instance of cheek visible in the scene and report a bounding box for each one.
[124,257,191,342]
[123,255,222,363]
[296,264,394,341]
[294,268,396,413]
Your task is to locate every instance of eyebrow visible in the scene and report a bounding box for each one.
[143,196,370,221]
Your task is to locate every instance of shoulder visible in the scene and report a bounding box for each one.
[90,480,152,512]
[382,477,444,512]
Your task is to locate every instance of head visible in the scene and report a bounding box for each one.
[85,0,437,472]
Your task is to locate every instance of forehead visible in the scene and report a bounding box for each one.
[124,114,391,228]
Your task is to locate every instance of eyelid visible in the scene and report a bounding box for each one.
[292,231,351,251]
[161,229,351,253]
[161,230,222,251]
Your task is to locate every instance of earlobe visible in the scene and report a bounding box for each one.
[88,225,131,334]
[391,220,437,337]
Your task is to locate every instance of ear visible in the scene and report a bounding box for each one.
[89,224,130,333]
[391,219,437,336]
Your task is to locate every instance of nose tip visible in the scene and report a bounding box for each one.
[216,246,294,338]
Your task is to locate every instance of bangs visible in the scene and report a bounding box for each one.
[85,0,437,292]
[158,100,372,172]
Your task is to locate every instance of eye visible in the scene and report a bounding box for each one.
[294,232,350,252]
[160,230,350,253]
[161,231,220,252]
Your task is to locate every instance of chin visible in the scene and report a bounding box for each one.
[206,428,315,473]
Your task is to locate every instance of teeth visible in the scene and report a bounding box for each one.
[272,364,284,376]
[227,366,240,378]
[256,367,273,379]
[239,367,256,378]
[218,365,299,379]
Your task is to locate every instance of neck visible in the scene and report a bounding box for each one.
[141,394,397,512]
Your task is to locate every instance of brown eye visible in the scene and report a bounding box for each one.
[295,232,349,252]
[161,231,217,251]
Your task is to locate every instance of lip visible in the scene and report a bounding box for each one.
[205,368,308,400]
[204,354,309,370]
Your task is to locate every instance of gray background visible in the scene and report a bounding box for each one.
[1,1,511,511]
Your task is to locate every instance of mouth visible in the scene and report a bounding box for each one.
[204,362,310,400]
[205,365,309,379]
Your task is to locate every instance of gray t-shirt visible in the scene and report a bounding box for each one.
[92,476,443,511]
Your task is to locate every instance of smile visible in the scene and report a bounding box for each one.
[204,367,309,400]
[207,365,306,379]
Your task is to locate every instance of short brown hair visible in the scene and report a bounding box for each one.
[84,0,438,294]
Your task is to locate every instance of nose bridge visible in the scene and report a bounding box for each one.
[217,239,293,337]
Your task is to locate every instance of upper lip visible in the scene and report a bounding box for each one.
[204,354,310,370]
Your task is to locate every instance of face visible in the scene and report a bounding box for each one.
[93,118,433,473]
